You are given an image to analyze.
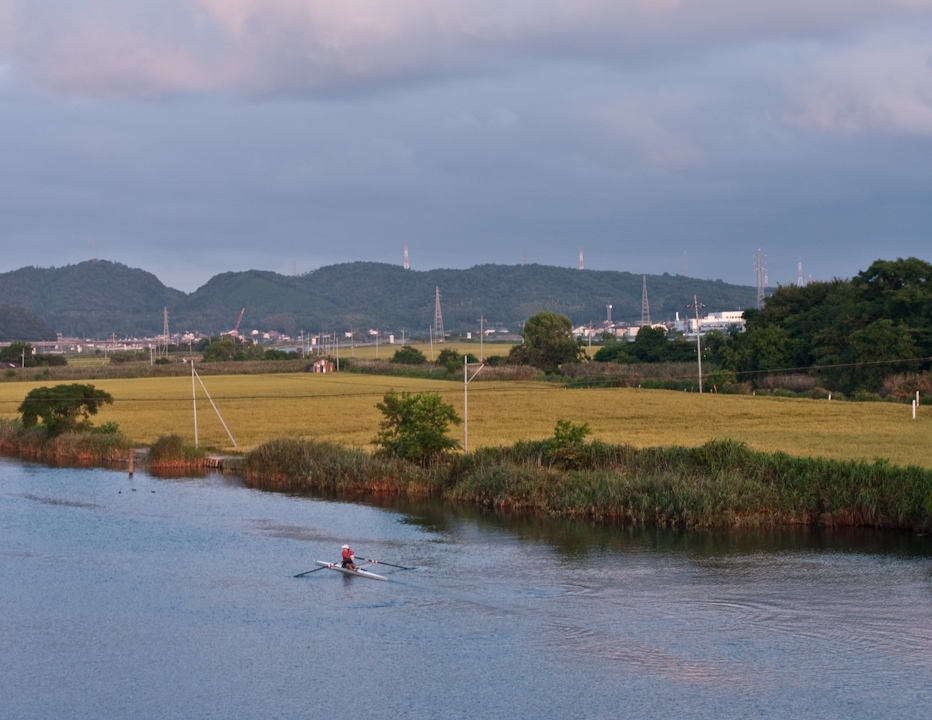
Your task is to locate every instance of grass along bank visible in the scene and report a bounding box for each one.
[0,419,133,464]
[241,437,932,530]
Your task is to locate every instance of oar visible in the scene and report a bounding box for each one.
[294,564,332,578]
[355,557,413,570]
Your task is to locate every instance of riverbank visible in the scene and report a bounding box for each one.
[0,420,133,463]
[241,437,932,530]
[4,417,931,530]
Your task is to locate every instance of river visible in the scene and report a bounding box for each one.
[2,457,931,719]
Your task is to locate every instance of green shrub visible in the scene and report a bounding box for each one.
[542,419,592,469]
[390,346,428,365]
[147,434,205,466]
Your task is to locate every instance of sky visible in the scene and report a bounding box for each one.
[0,1,930,293]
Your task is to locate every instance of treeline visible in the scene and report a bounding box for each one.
[0,342,67,368]
[586,257,932,395]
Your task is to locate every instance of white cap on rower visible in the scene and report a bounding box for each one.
[342,544,349,549]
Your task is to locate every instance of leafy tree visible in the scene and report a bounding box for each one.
[263,348,296,361]
[231,341,264,362]
[390,346,428,365]
[18,383,113,435]
[593,344,631,363]
[202,337,235,362]
[436,348,478,373]
[631,326,668,362]
[506,344,528,365]
[522,311,585,372]
[373,390,462,463]
[0,341,35,367]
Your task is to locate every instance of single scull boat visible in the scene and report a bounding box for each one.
[314,560,387,581]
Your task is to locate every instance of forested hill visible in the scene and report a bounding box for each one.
[0,261,185,338]
[0,304,56,342]
[0,260,759,338]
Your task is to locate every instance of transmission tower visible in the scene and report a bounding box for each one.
[797,256,803,287]
[579,247,584,270]
[162,307,170,357]
[754,248,766,309]
[641,274,651,326]
[433,286,444,342]
[404,243,409,270]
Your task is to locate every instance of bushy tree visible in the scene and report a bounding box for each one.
[593,344,631,363]
[374,390,462,463]
[0,341,35,367]
[436,348,478,373]
[202,337,235,361]
[18,383,113,435]
[263,348,296,361]
[390,346,428,365]
[522,311,585,372]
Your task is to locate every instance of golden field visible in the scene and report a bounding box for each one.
[1,372,931,467]
[325,340,517,361]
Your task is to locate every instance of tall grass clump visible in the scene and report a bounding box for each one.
[240,433,932,531]
[241,438,442,496]
[0,418,132,462]
[146,434,207,468]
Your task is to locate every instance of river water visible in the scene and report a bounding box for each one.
[2,457,931,719]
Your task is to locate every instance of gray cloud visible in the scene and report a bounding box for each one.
[0,1,930,293]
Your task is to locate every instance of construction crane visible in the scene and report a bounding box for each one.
[232,308,245,336]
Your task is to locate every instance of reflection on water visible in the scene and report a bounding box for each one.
[2,456,931,720]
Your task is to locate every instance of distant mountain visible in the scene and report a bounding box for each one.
[0,304,56,341]
[0,261,185,338]
[0,260,760,338]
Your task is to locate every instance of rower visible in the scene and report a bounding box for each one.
[341,544,358,571]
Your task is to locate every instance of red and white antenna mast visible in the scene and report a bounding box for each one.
[579,247,584,270]
[404,243,409,270]
[797,257,803,287]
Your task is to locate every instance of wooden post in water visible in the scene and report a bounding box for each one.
[129,450,134,477]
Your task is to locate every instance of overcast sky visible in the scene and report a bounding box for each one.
[1,1,930,292]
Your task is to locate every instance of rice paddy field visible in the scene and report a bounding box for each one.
[318,340,517,361]
[1,372,931,468]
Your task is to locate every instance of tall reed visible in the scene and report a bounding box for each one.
[0,419,132,463]
[241,437,932,530]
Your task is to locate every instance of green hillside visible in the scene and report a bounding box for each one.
[0,261,185,338]
[0,260,760,337]
[0,304,56,342]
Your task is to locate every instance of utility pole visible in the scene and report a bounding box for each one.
[685,296,707,393]
[464,355,484,454]
[478,316,484,361]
